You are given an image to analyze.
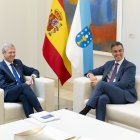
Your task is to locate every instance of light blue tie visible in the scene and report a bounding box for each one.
[10,63,22,84]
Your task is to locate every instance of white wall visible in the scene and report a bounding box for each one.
[0,0,37,66]
[0,0,140,81]
[122,0,140,74]
[0,0,55,78]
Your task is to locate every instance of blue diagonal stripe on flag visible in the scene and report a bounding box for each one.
[80,0,93,74]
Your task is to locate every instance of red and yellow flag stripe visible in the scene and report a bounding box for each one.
[43,0,71,85]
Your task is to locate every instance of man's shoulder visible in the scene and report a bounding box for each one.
[0,63,2,68]
[13,59,22,62]
[123,59,136,67]
[13,59,22,64]
[104,60,114,65]
[0,60,5,67]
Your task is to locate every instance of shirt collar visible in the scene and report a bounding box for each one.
[4,59,13,66]
[115,57,124,66]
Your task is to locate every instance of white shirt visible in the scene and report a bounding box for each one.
[107,58,124,82]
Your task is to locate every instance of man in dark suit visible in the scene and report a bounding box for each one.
[0,43,43,117]
[80,41,137,121]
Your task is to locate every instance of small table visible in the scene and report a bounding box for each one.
[26,109,140,140]
[1,109,140,140]
[0,119,41,140]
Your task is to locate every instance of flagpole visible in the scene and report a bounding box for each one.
[57,79,60,110]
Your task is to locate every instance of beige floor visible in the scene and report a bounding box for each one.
[54,81,73,111]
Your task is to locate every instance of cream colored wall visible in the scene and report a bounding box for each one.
[0,0,54,78]
[0,0,140,81]
[0,0,37,66]
[122,0,140,74]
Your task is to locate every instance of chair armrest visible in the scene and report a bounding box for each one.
[0,89,4,124]
[32,77,55,111]
[24,76,55,111]
[135,75,140,100]
[73,77,92,113]
[73,76,102,113]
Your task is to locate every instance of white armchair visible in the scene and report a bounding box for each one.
[73,76,140,132]
[73,76,102,113]
[0,77,55,124]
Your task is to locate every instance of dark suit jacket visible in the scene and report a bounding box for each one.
[0,59,39,97]
[87,59,137,103]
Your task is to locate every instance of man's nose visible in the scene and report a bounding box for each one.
[116,51,120,55]
[11,53,15,56]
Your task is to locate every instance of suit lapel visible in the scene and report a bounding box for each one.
[2,60,16,81]
[102,61,114,80]
[116,59,127,81]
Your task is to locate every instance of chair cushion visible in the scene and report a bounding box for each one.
[4,102,25,122]
[85,99,140,129]
[4,97,45,122]
[106,101,140,129]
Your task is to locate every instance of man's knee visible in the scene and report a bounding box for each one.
[98,95,110,104]
[21,83,35,96]
[21,84,31,90]
[19,94,26,101]
[97,81,107,86]
[96,81,107,90]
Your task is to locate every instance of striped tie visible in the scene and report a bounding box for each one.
[109,63,119,82]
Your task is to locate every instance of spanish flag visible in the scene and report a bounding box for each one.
[43,0,72,85]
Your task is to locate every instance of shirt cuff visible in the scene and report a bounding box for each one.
[31,74,37,79]
[87,73,90,78]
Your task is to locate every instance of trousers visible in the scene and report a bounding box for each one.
[86,81,128,121]
[4,83,42,117]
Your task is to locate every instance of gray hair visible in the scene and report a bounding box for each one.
[1,43,15,54]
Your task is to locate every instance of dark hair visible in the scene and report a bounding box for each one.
[111,41,123,49]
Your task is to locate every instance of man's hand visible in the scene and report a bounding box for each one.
[25,76,34,85]
[88,73,98,87]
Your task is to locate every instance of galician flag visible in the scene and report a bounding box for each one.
[66,0,93,75]
[43,0,72,85]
